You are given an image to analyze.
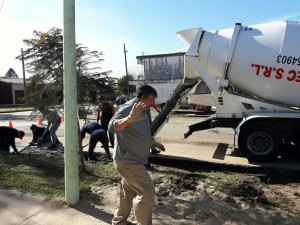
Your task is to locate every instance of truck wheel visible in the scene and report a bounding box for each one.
[238,123,282,162]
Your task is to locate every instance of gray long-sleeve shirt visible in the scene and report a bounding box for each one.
[108,98,152,165]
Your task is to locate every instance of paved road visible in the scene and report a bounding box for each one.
[0,110,90,151]
[1,110,300,171]
[154,112,300,171]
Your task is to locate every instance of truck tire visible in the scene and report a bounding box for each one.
[238,123,283,162]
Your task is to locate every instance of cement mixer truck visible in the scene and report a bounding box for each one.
[151,21,300,162]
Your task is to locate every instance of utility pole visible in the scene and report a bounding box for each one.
[63,0,79,205]
[21,48,26,88]
[123,43,129,98]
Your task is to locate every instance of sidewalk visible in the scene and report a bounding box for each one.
[0,189,112,225]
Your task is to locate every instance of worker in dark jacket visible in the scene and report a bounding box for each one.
[97,96,115,148]
[81,121,111,161]
[0,126,25,153]
[29,124,51,146]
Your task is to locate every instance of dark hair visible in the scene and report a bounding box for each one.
[99,96,105,100]
[19,131,25,140]
[137,85,158,99]
[30,124,37,130]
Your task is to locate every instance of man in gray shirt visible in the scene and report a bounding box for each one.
[39,107,61,150]
[109,85,164,225]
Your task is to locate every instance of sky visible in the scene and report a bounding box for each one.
[0,0,300,79]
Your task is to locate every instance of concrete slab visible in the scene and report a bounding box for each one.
[0,190,111,225]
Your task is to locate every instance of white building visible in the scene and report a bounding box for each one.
[132,52,184,106]
[133,52,210,108]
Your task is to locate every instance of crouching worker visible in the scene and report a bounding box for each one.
[29,124,51,146]
[0,126,25,153]
[81,121,111,161]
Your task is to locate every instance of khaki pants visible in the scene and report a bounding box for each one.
[112,163,155,225]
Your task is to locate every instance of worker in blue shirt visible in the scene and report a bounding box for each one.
[81,121,111,161]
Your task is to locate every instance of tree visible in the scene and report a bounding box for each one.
[17,27,118,171]
[16,27,117,109]
[118,74,136,96]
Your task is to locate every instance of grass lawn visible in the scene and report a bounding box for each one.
[0,152,211,197]
[0,153,119,197]
[0,106,33,113]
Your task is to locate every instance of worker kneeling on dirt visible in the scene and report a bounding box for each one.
[81,121,112,161]
[0,126,25,153]
[29,124,51,146]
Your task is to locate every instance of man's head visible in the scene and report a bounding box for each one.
[18,131,25,140]
[137,85,157,108]
[30,124,37,132]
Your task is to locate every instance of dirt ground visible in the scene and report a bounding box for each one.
[15,158,300,225]
[79,155,300,225]
[18,112,300,225]
[90,171,300,225]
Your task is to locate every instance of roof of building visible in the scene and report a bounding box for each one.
[0,78,29,84]
[5,68,19,78]
[136,52,186,60]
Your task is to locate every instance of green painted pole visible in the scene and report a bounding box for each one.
[63,0,79,205]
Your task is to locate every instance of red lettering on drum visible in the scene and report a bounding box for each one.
[251,63,300,84]
[263,66,272,78]
[275,68,284,79]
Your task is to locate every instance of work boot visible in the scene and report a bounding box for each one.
[151,148,161,154]
[56,139,61,145]
[29,141,36,146]
[106,153,112,161]
[104,147,112,159]
[88,154,97,161]
[48,144,57,150]
[144,163,153,169]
